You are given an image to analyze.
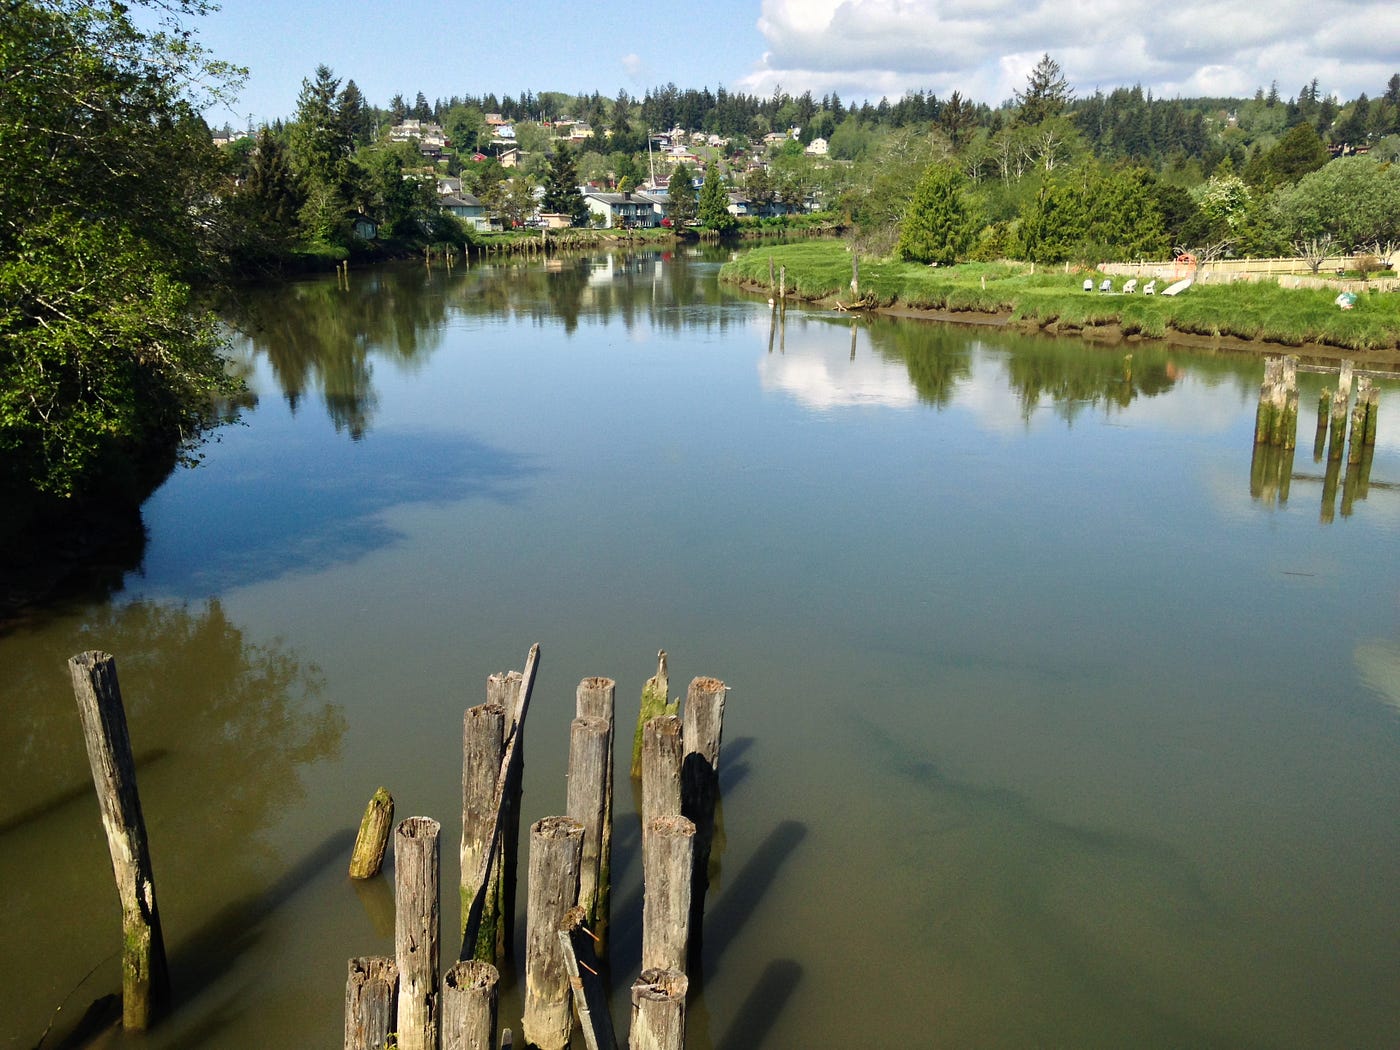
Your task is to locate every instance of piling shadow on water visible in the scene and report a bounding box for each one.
[166,829,356,1004]
[714,958,803,1050]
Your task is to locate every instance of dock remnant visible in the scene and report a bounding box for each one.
[631,651,673,779]
[628,969,688,1050]
[442,959,499,1050]
[345,956,398,1050]
[395,816,442,1050]
[68,651,170,1031]
[523,816,585,1050]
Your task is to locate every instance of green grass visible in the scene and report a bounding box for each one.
[722,242,1400,352]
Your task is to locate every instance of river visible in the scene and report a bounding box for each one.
[2,248,1398,1048]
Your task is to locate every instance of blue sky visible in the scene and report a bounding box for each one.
[179,0,1398,130]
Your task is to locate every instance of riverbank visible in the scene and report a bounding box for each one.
[721,242,1400,366]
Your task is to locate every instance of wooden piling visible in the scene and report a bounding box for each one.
[349,787,395,879]
[1329,386,1349,460]
[641,715,683,835]
[68,651,170,1031]
[345,956,398,1050]
[442,960,499,1050]
[642,815,696,973]
[779,265,786,304]
[1364,383,1380,446]
[395,816,442,1050]
[628,969,687,1050]
[631,651,673,779]
[566,716,612,945]
[574,677,615,948]
[522,816,586,1050]
[681,677,726,942]
[558,906,618,1050]
[850,252,859,301]
[461,703,506,961]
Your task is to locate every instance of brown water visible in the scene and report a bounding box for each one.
[3,251,1398,1048]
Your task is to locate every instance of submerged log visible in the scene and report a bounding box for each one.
[349,787,395,879]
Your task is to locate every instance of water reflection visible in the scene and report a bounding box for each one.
[761,311,1184,418]
[0,598,343,1045]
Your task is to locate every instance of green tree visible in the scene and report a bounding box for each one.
[541,144,586,223]
[897,164,979,264]
[231,129,304,262]
[1015,54,1073,126]
[666,162,698,224]
[1,0,242,501]
[698,163,737,232]
[1274,155,1400,248]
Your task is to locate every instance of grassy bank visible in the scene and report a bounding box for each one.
[721,242,1400,355]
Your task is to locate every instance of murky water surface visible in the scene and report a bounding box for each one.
[3,251,1398,1048]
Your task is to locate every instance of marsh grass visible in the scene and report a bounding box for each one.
[722,243,1400,352]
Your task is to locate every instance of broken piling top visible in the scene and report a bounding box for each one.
[682,676,728,772]
[632,650,674,779]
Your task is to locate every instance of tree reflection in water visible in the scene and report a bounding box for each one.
[0,598,343,1044]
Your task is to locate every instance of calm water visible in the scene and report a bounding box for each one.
[3,250,1398,1049]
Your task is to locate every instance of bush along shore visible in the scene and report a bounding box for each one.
[721,242,1400,361]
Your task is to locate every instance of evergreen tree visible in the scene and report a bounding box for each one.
[896,163,978,264]
[338,79,375,148]
[666,162,698,225]
[697,163,737,232]
[541,144,586,224]
[1015,54,1073,125]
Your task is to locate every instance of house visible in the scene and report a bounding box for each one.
[439,192,490,231]
[804,137,829,157]
[583,191,661,229]
[497,146,521,168]
[350,213,378,240]
[389,119,449,159]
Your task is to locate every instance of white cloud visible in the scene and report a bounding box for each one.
[738,0,1397,105]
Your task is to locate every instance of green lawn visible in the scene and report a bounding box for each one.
[721,242,1400,353]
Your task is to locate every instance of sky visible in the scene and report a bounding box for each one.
[177,0,1400,130]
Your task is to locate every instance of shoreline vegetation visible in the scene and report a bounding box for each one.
[720,241,1400,364]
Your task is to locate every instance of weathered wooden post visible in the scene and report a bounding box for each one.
[461,702,505,961]
[641,715,683,835]
[779,265,786,305]
[350,787,395,879]
[850,251,859,302]
[1363,382,1380,446]
[1275,355,1299,448]
[1329,385,1350,460]
[522,816,585,1050]
[1254,357,1281,444]
[68,651,170,1031]
[345,956,399,1050]
[396,816,442,1050]
[642,815,696,973]
[631,651,672,779]
[628,969,687,1050]
[574,677,615,949]
[566,715,612,947]
[768,255,775,295]
[681,677,726,945]
[442,960,499,1050]
[558,906,617,1050]
[487,645,539,960]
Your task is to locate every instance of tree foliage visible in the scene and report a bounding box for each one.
[897,164,979,264]
[540,144,586,223]
[698,163,736,232]
[1,0,242,499]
